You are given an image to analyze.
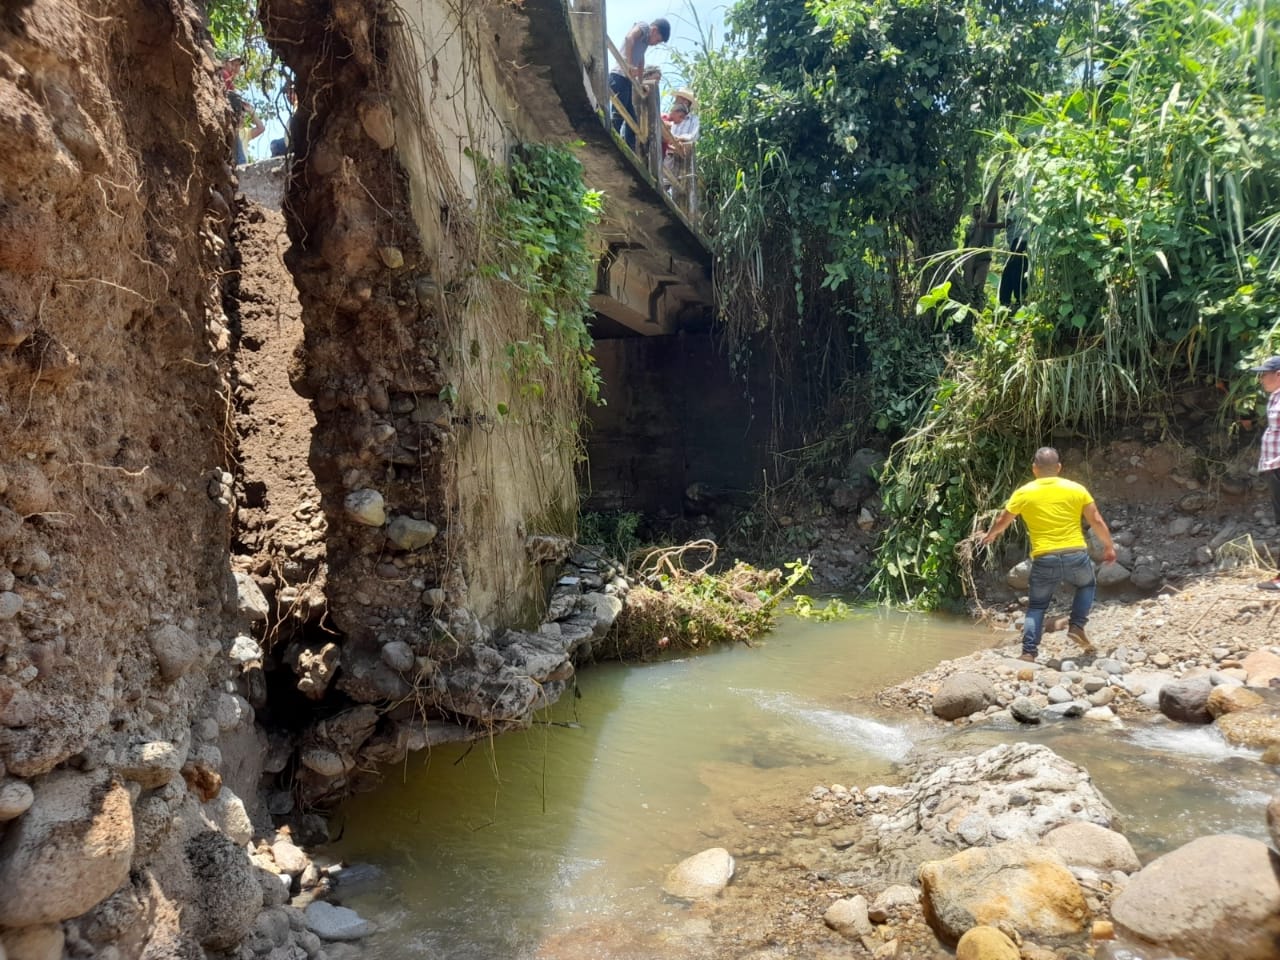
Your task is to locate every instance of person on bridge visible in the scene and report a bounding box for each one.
[609,18,670,149]
[662,89,699,199]
[977,447,1116,662]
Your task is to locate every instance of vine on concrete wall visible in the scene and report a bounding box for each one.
[475,143,604,409]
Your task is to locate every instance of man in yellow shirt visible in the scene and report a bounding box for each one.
[979,447,1117,662]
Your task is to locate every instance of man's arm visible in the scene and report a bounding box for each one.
[1082,502,1117,564]
[978,510,1018,546]
[620,23,644,77]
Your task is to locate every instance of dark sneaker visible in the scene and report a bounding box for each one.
[1256,578,1280,591]
[1067,625,1095,654]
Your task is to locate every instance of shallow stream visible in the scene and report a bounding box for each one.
[330,610,1273,958]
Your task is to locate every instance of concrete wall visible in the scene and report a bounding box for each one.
[584,333,771,518]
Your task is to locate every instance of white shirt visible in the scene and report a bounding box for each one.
[670,113,699,142]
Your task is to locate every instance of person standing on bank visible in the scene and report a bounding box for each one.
[978,447,1117,662]
[1253,356,1280,589]
[609,18,671,149]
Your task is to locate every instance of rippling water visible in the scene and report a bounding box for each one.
[327,608,1272,957]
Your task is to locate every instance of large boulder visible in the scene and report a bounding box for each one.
[1111,834,1280,960]
[0,770,134,926]
[932,673,998,721]
[919,841,1089,943]
[1040,821,1141,874]
[877,743,1114,853]
[1216,708,1280,751]
[186,830,263,950]
[1158,677,1213,724]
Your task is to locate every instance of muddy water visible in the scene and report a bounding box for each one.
[329,611,1271,958]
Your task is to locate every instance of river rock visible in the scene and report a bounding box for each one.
[203,787,253,846]
[823,894,873,938]
[343,489,385,526]
[1242,650,1280,687]
[304,900,372,941]
[932,673,997,720]
[1215,708,1280,750]
[877,743,1113,854]
[1111,834,1280,959]
[1,923,65,960]
[0,779,33,821]
[1207,684,1263,718]
[187,830,263,950]
[0,770,134,926]
[386,515,438,550]
[380,640,415,672]
[271,838,308,876]
[955,925,1019,960]
[868,884,919,921]
[150,623,202,682]
[229,634,263,664]
[1009,697,1042,724]
[1158,677,1213,724]
[1007,561,1031,591]
[0,591,22,620]
[116,739,185,788]
[919,841,1088,943]
[662,847,735,900]
[1041,821,1141,873]
[1096,562,1131,587]
[233,572,270,623]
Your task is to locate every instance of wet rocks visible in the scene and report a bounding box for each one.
[1111,834,1280,960]
[304,900,372,941]
[931,673,997,720]
[662,847,735,900]
[1158,677,1213,723]
[919,841,1089,943]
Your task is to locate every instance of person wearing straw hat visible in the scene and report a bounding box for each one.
[662,89,699,196]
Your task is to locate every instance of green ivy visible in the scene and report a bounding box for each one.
[477,144,604,407]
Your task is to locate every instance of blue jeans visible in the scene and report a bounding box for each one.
[609,72,636,149]
[1023,550,1096,656]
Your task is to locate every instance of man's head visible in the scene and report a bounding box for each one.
[673,88,697,114]
[1253,356,1280,393]
[650,18,671,45]
[1031,446,1062,478]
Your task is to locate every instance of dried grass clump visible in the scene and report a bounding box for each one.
[599,541,802,661]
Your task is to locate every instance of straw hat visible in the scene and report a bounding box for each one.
[673,88,697,112]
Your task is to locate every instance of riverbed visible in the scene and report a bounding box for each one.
[327,609,1271,958]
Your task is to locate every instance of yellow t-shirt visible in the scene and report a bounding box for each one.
[1005,476,1093,557]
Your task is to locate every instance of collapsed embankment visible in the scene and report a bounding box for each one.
[0,0,637,955]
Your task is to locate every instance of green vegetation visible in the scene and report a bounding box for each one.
[603,547,813,658]
[690,0,1280,608]
[206,0,287,124]
[478,144,605,407]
